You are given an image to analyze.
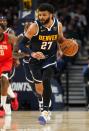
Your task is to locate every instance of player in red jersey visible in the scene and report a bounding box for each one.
[0,16,19,113]
[0,23,17,117]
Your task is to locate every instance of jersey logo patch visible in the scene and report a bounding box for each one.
[53,26,57,31]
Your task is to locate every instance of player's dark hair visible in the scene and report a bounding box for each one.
[38,3,54,14]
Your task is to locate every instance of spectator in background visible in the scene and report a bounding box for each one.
[0,6,19,29]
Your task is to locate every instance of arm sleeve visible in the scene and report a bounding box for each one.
[19,36,32,54]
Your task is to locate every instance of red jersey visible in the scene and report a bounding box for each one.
[0,33,13,62]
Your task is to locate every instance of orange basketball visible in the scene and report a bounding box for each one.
[60,39,79,56]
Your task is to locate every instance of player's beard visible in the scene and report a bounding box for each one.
[39,17,50,25]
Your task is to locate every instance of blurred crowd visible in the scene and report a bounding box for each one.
[55,1,89,56]
[0,6,19,28]
[0,0,19,28]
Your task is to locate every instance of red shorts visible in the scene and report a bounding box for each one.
[0,59,13,77]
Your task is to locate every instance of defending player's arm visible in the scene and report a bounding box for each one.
[8,34,20,66]
[8,34,17,52]
[8,34,28,59]
[8,34,19,58]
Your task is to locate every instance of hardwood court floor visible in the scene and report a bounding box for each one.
[0,111,89,131]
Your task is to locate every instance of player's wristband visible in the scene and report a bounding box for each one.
[19,36,32,54]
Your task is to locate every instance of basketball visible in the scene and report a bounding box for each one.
[60,39,79,56]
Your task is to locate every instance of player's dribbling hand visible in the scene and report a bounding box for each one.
[31,52,45,60]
